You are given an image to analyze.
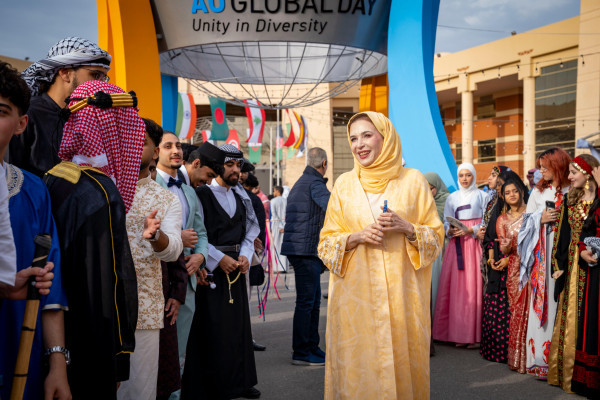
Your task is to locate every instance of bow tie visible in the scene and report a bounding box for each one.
[167,177,183,188]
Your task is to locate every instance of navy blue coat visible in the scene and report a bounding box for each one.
[281,166,330,257]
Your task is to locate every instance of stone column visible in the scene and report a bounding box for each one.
[461,90,474,163]
[523,76,536,172]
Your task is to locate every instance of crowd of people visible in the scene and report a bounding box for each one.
[0,35,337,400]
[1,35,599,400]
[0,37,291,400]
[428,148,599,399]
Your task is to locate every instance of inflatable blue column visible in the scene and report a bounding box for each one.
[387,0,457,192]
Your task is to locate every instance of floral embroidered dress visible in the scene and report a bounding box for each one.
[523,186,567,379]
[480,188,512,363]
[499,212,529,373]
[548,198,593,392]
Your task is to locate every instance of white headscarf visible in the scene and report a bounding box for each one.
[457,162,478,203]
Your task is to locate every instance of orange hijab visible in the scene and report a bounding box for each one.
[346,111,403,194]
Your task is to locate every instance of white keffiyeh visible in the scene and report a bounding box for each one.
[22,37,111,96]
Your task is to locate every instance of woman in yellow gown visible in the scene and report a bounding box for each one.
[318,112,444,399]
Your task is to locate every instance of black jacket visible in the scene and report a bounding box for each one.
[281,166,330,257]
[9,93,64,177]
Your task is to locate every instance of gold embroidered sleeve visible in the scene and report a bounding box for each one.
[405,224,442,271]
[404,177,444,271]
[551,201,567,273]
[318,185,354,278]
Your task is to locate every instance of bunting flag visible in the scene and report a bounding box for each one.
[226,129,240,149]
[282,109,296,147]
[244,99,266,146]
[297,115,308,157]
[201,130,213,144]
[292,111,305,150]
[209,96,229,140]
[249,145,262,163]
[175,92,197,140]
[276,125,284,161]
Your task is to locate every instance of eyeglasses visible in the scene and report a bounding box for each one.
[79,67,110,82]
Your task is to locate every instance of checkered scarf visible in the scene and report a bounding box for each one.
[217,144,259,241]
[219,143,245,166]
[59,81,145,212]
[22,37,111,96]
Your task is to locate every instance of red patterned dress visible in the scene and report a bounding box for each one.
[498,212,530,373]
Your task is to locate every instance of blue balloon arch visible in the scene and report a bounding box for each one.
[387,0,458,192]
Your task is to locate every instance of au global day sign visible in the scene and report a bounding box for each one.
[152,0,391,55]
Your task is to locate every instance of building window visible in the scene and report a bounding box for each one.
[535,60,577,157]
[455,143,462,165]
[477,95,496,119]
[332,125,354,182]
[333,108,353,126]
[477,139,496,162]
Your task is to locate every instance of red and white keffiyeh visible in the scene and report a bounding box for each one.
[59,80,145,212]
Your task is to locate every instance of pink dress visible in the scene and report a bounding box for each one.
[433,217,483,344]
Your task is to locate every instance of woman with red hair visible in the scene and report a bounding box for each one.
[518,147,570,380]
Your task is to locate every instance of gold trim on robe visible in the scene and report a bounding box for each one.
[318,168,443,400]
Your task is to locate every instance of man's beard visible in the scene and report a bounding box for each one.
[70,74,80,95]
[140,161,150,171]
[221,173,239,187]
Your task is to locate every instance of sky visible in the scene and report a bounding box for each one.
[436,0,580,53]
[0,0,581,61]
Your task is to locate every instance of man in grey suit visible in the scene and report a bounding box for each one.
[154,131,221,399]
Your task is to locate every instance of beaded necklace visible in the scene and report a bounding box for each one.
[226,271,242,304]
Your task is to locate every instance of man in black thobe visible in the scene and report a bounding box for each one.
[45,162,138,399]
[182,144,261,399]
[44,81,144,399]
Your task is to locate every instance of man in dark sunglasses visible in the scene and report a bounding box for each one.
[8,37,112,177]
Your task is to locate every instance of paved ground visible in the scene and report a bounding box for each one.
[250,272,582,400]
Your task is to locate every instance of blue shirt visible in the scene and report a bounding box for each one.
[0,165,67,400]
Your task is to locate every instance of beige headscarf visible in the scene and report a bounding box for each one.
[346,111,403,194]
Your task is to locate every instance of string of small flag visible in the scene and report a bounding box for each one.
[176,95,309,163]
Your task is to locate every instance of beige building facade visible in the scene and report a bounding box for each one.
[435,0,600,183]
